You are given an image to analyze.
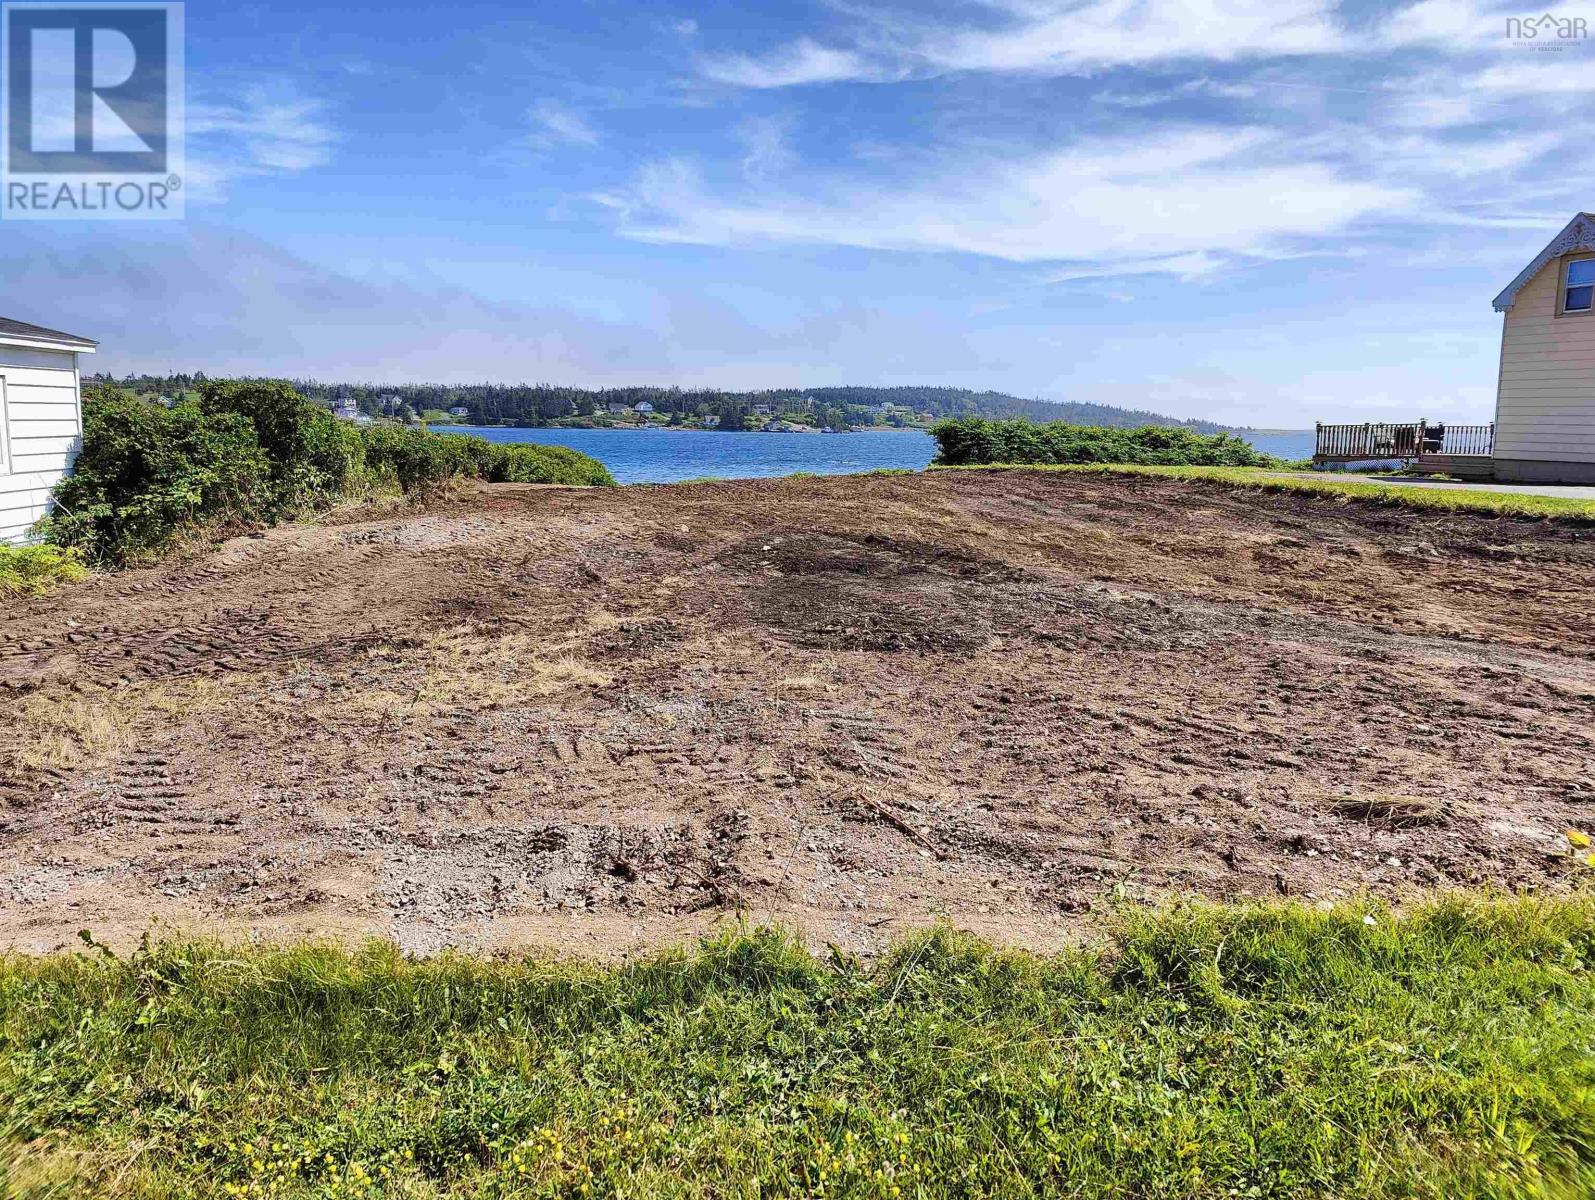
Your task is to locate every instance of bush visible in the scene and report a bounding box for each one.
[0,544,89,597]
[932,417,1279,468]
[359,426,615,491]
[43,386,275,562]
[42,382,615,564]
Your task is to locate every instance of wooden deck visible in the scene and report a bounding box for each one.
[1314,421,1494,478]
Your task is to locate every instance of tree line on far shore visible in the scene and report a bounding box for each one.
[92,375,1239,434]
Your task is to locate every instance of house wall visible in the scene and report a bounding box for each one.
[1494,252,1595,483]
[0,346,83,545]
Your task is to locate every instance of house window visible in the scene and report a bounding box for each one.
[1565,258,1595,313]
[0,378,9,474]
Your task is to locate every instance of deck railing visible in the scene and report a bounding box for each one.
[1431,423,1495,457]
[1314,422,1422,461]
[1313,421,1494,462]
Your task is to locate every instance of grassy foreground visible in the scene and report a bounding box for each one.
[940,463,1595,522]
[3,897,1593,1198]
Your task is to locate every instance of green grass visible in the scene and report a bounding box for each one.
[939,463,1595,522]
[0,544,89,598]
[3,894,1594,1197]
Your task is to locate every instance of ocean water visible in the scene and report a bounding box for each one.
[1243,431,1317,462]
[440,425,1317,485]
[441,427,937,484]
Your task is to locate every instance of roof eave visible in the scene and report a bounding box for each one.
[1493,212,1595,312]
[0,332,97,353]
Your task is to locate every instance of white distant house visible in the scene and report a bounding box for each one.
[331,393,359,420]
[0,317,97,545]
[1491,212,1595,484]
[634,401,654,414]
[448,405,470,417]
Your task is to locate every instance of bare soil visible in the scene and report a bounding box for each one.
[3,471,1593,956]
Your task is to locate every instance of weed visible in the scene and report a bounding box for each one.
[0,545,90,598]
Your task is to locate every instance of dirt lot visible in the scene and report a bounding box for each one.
[3,470,1593,955]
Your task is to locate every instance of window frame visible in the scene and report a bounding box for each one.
[0,376,9,475]
[1559,256,1595,316]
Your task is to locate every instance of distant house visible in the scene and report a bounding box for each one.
[702,414,721,428]
[1491,212,1595,483]
[0,316,97,545]
[331,393,359,421]
[753,404,772,416]
[377,393,401,414]
[635,401,655,414]
[607,402,633,417]
[448,406,470,417]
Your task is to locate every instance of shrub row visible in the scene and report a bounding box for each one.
[42,381,614,563]
[931,417,1279,468]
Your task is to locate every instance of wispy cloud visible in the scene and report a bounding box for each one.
[526,98,602,149]
[598,126,1416,276]
[187,84,335,203]
[736,115,797,181]
[699,0,1349,88]
[700,37,888,87]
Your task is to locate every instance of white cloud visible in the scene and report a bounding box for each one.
[527,98,601,148]
[1035,250,1228,282]
[737,115,797,181]
[699,37,886,87]
[600,127,1416,272]
[1372,0,1500,50]
[1472,55,1595,94]
[187,85,335,203]
[917,0,1345,74]
[699,0,1348,88]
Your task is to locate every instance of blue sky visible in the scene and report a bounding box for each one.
[8,0,1594,426]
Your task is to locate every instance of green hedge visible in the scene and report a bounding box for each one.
[932,417,1279,468]
[41,381,614,564]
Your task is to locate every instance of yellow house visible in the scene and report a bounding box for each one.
[1491,213,1595,484]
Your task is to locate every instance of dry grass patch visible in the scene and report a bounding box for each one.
[3,677,248,772]
[350,627,612,717]
[1332,794,1451,829]
[5,692,135,771]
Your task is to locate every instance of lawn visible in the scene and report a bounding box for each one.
[937,463,1595,522]
[3,894,1593,1197]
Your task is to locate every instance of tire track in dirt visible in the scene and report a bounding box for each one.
[3,473,1594,954]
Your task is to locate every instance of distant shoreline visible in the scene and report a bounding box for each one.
[442,423,936,435]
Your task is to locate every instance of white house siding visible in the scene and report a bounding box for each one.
[1494,253,1595,483]
[0,346,83,544]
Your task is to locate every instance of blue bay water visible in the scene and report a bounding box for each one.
[440,426,1317,485]
[1242,431,1317,462]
